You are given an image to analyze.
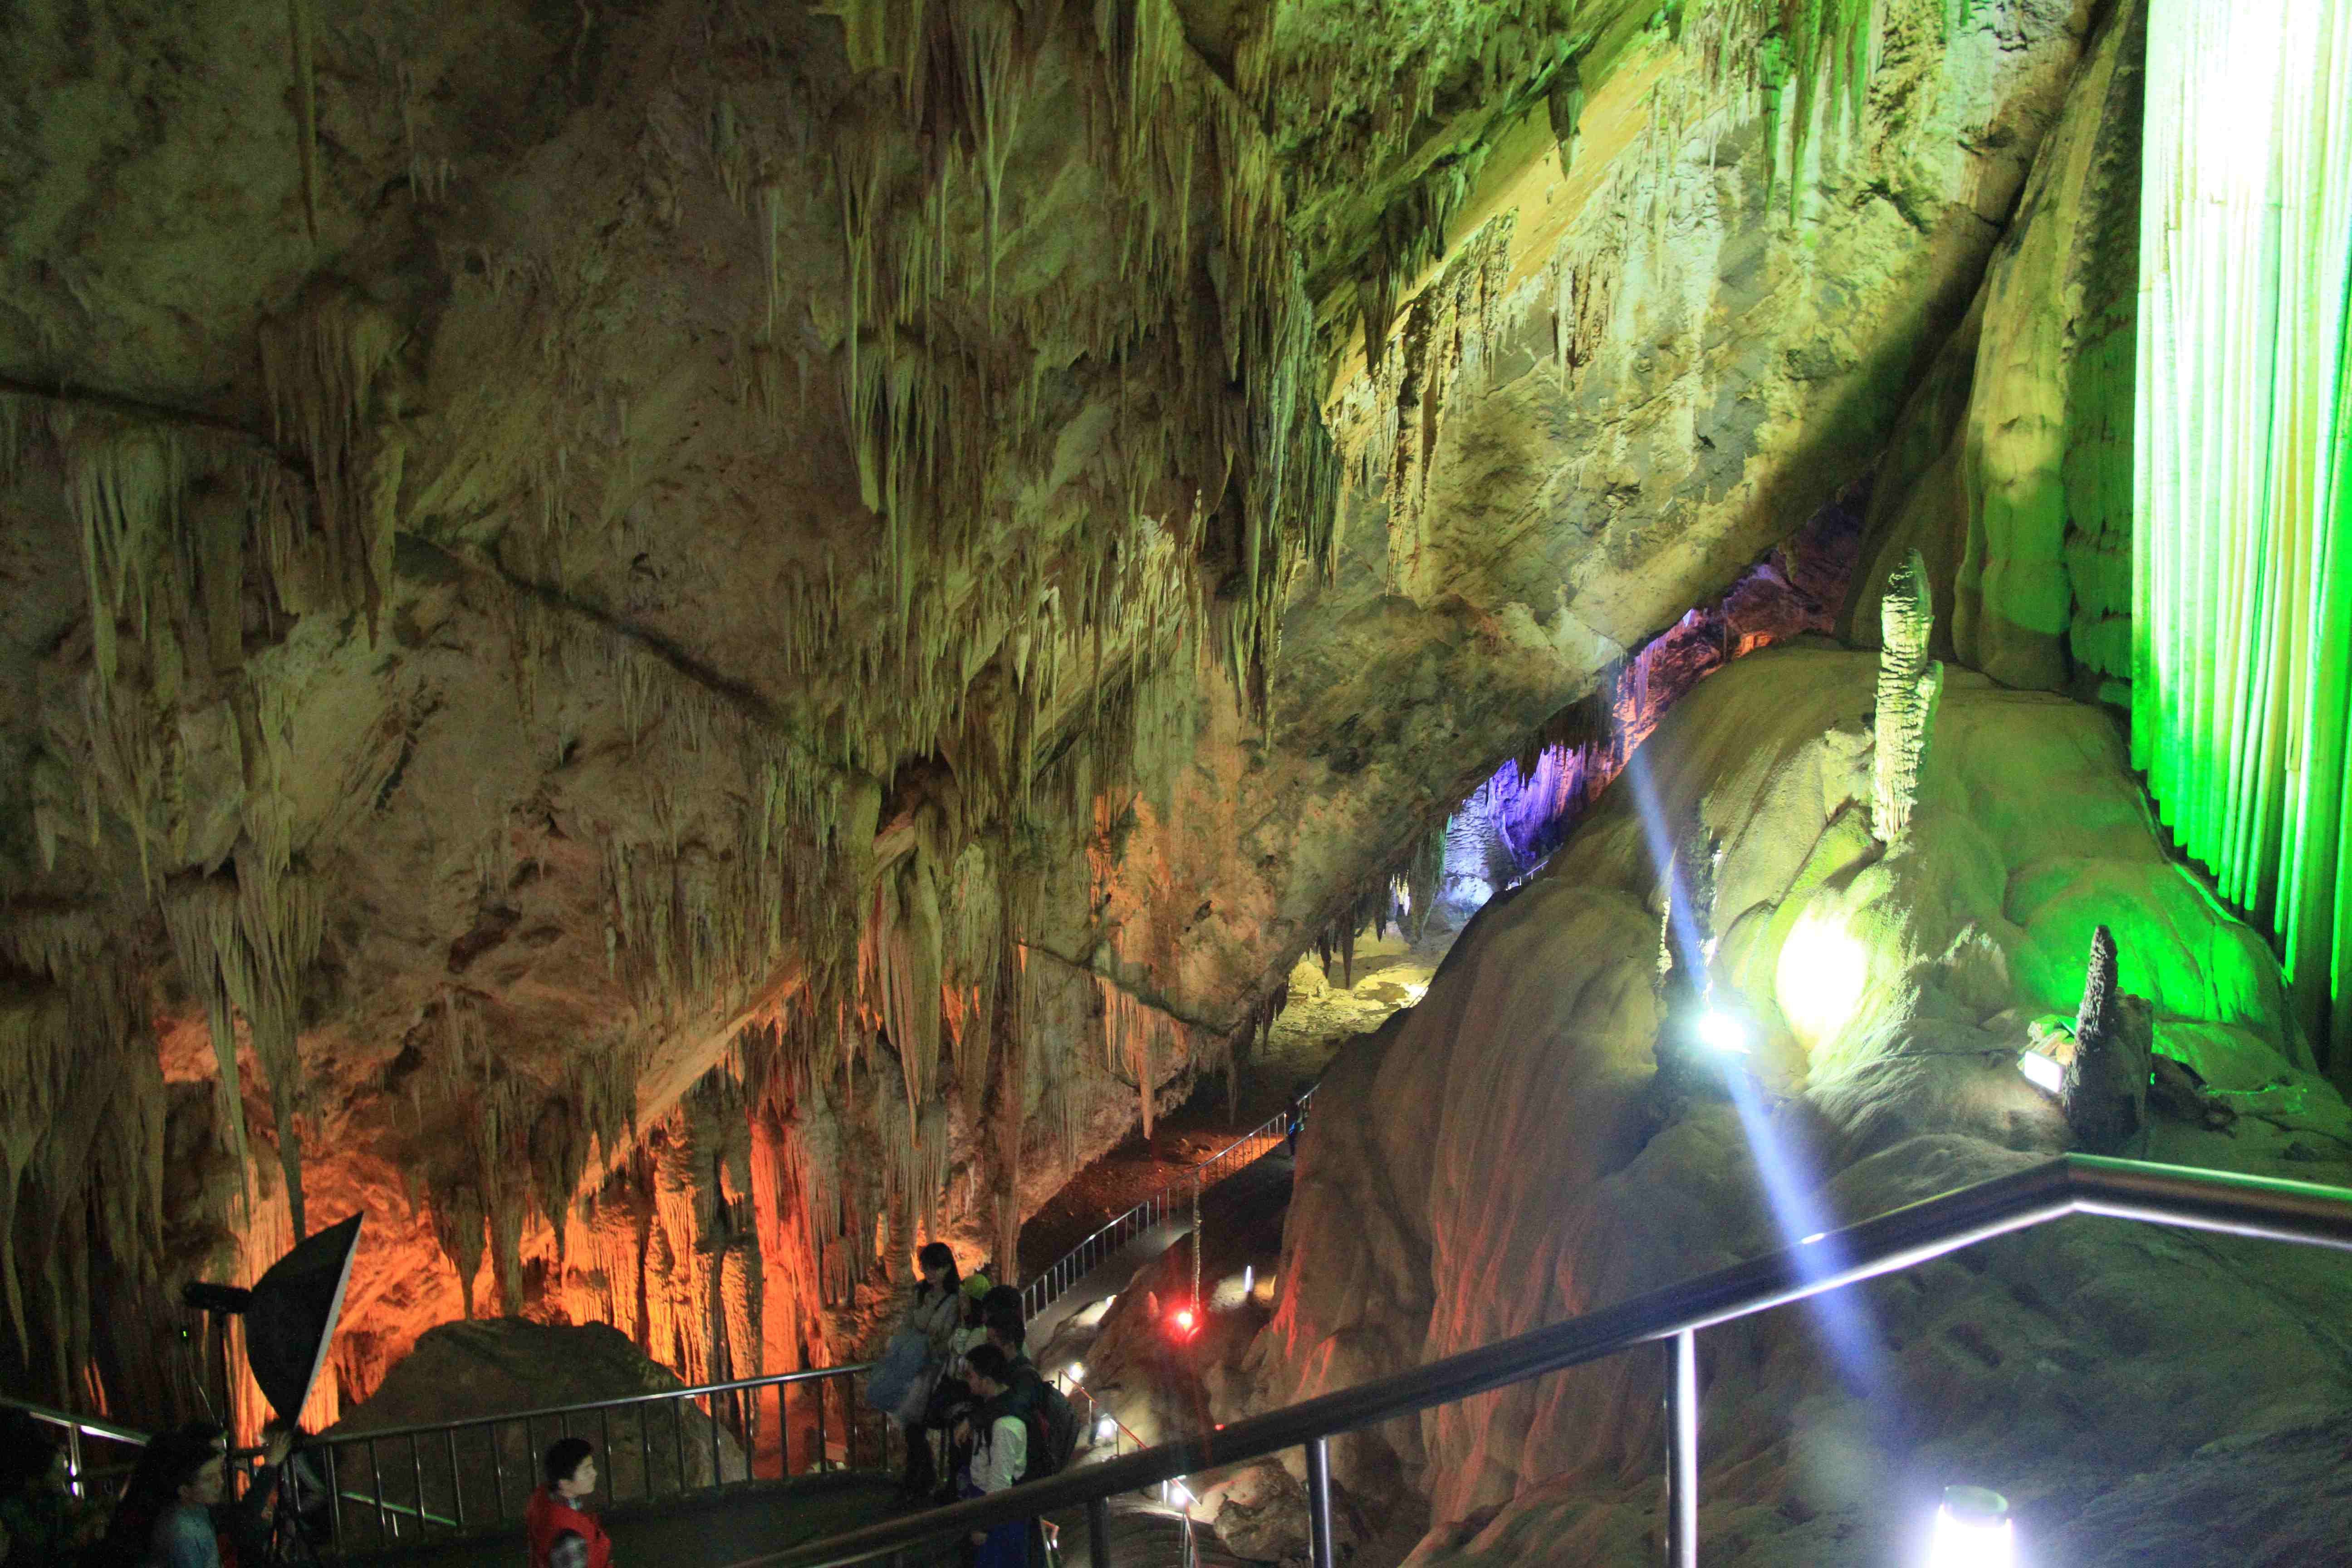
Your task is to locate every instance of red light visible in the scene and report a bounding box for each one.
[1172,1307,1196,1334]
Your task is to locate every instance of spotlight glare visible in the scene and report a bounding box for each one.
[1094,1415,1117,1442]
[2018,1050,2065,1095]
[1171,1306,1196,1335]
[1697,1010,1749,1054]
[1926,1485,2014,1568]
[1065,1362,1085,1384]
[1171,1482,1195,1507]
[1243,1265,1254,1293]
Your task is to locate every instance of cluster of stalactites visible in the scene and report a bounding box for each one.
[1357,214,1521,597]
[412,988,632,1322]
[162,865,323,1237]
[0,914,167,1402]
[791,0,1339,720]
[5,282,416,1264]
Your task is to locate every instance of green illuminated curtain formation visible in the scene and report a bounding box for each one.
[2133,0,2352,1062]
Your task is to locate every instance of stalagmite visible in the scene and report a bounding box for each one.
[1872,549,1943,847]
[2062,925,2152,1155]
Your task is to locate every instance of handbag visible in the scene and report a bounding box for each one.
[865,1325,932,1418]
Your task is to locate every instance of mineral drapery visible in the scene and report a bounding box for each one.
[2133,0,2352,1065]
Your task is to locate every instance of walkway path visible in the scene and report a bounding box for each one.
[1026,1150,1295,1359]
[343,1476,898,1568]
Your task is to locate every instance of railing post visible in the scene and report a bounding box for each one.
[1665,1329,1698,1568]
[813,1376,828,1477]
[1088,1494,1112,1568]
[1304,1436,1336,1568]
[326,1443,345,1551]
[446,1425,464,1531]
[368,1436,387,1543]
[1191,1176,1202,1318]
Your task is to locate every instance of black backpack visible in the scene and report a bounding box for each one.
[1004,1366,1081,1480]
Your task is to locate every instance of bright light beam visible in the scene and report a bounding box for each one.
[1617,742,1888,1400]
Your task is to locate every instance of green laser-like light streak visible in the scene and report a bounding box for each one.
[2134,0,2352,1065]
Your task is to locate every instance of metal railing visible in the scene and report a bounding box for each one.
[1021,1088,1315,1324]
[309,1359,888,1556]
[0,1394,154,1500]
[729,1154,2352,1568]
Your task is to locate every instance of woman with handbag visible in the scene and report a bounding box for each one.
[883,1242,962,1505]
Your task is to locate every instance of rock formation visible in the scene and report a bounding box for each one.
[1870,549,1943,847]
[0,0,2122,1462]
[1250,645,2352,1565]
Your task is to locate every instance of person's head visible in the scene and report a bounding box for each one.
[963,1343,1012,1399]
[982,1300,1024,1353]
[154,1429,226,1510]
[916,1242,957,1290]
[544,1438,596,1501]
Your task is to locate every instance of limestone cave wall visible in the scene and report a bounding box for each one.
[0,0,2122,1441]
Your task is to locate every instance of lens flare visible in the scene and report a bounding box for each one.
[1697,1010,1749,1054]
[1927,1485,2014,1568]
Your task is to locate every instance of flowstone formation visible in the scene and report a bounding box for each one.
[0,0,2099,1434]
[1250,646,2352,1566]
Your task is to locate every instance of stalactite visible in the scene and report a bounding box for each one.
[285,0,320,240]
[256,279,406,637]
[62,417,184,696]
[1872,549,1942,847]
[0,917,165,1403]
[1548,54,1586,169]
[161,860,320,1238]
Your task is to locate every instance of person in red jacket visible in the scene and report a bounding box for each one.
[526,1439,611,1568]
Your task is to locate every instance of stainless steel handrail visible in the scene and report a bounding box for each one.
[0,1393,155,1447]
[725,1154,2352,1568]
[310,1358,888,1555]
[0,1393,154,1500]
[1021,1087,1316,1323]
[310,1360,876,1447]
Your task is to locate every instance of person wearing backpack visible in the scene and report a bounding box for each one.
[959,1348,1032,1568]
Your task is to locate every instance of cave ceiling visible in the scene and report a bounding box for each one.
[0,0,2095,1396]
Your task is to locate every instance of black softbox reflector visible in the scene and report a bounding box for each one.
[243,1215,362,1422]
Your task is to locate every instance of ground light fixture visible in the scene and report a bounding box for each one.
[1927,1485,2014,1568]
[1696,1009,1749,1054]
[2017,1049,2065,1095]
[1094,1414,1116,1443]
[1065,1362,1085,1385]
